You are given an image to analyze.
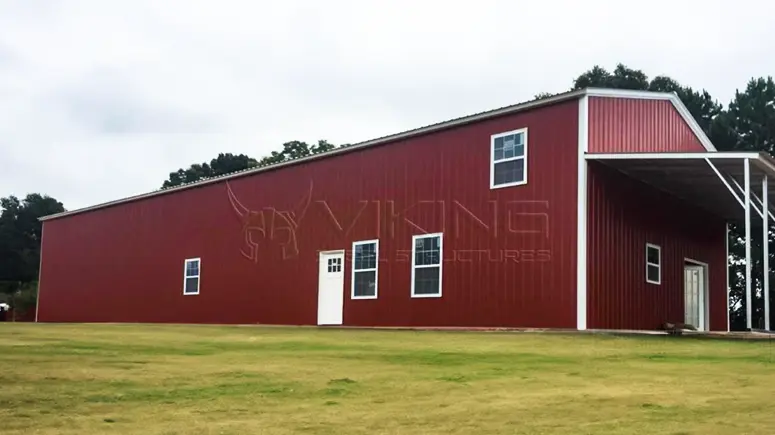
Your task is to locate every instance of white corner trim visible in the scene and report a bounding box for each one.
[725,223,730,332]
[35,223,45,323]
[576,95,589,330]
[585,88,717,152]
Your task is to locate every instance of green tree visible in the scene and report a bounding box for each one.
[717,77,775,153]
[162,153,260,188]
[572,64,649,91]
[259,140,337,166]
[715,77,775,330]
[649,76,723,136]
[533,92,556,100]
[162,141,339,189]
[0,194,65,314]
[572,64,722,136]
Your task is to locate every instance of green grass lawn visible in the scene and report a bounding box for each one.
[1,324,775,434]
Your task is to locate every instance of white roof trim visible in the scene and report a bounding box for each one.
[585,88,717,153]
[41,88,721,221]
[587,151,775,177]
[586,152,760,160]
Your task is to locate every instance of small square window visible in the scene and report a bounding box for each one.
[326,257,342,273]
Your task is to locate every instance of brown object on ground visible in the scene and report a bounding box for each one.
[661,322,698,336]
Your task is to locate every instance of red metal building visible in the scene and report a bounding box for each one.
[36,88,775,331]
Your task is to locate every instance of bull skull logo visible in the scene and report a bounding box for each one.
[226,180,314,261]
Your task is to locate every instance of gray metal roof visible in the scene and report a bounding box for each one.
[40,87,707,221]
[586,152,775,222]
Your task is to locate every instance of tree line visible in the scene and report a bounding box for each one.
[2,64,773,329]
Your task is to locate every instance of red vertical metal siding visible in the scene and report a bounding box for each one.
[588,97,707,153]
[38,100,580,328]
[587,163,727,331]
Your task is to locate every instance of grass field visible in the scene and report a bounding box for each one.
[1,324,775,435]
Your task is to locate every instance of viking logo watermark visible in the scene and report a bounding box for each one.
[226,180,313,261]
[226,181,552,263]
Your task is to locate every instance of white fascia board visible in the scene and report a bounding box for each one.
[585,152,762,160]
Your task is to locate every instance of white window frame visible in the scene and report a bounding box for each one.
[351,239,379,300]
[490,127,528,189]
[646,244,661,285]
[411,233,443,298]
[183,257,201,295]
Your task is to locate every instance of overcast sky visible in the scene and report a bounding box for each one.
[2,0,774,211]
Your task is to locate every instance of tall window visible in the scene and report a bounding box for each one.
[491,128,528,189]
[184,258,201,295]
[352,240,379,299]
[646,244,661,284]
[411,233,443,297]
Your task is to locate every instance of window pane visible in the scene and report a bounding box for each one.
[414,267,440,295]
[493,159,524,185]
[503,135,516,158]
[356,243,377,269]
[353,244,363,269]
[414,236,440,266]
[493,136,504,160]
[364,250,376,269]
[184,277,199,294]
[647,246,660,264]
[515,132,524,146]
[354,270,377,297]
[354,242,377,270]
[647,265,660,283]
[186,261,199,277]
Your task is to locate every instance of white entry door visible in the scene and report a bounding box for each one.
[318,251,344,325]
[684,265,705,330]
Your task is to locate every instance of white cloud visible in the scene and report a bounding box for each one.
[1,0,774,209]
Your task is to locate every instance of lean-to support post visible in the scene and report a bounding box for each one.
[764,175,770,331]
[745,158,753,330]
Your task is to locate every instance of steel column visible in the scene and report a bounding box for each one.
[745,158,752,330]
[764,175,770,331]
